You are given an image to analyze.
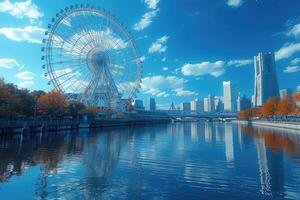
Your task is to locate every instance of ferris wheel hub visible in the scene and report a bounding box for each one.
[43,5,142,110]
[87,49,111,73]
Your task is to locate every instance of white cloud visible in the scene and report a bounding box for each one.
[181,58,252,78]
[16,71,35,80]
[17,80,34,89]
[141,75,196,97]
[181,61,226,77]
[145,0,160,9]
[133,9,158,31]
[291,57,300,65]
[149,36,169,54]
[275,43,300,60]
[283,66,300,73]
[70,29,127,51]
[174,88,198,97]
[162,57,166,62]
[286,23,300,38]
[162,67,168,71]
[0,26,46,44]
[227,59,252,67]
[227,0,243,8]
[0,0,43,19]
[0,58,22,69]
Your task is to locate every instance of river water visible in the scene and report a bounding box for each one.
[0,122,300,200]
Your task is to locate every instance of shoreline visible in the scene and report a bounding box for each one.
[0,118,172,136]
[234,120,300,131]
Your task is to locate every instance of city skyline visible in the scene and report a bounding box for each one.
[1,0,300,109]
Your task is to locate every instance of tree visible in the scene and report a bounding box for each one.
[294,93,300,109]
[37,90,68,117]
[238,109,252,120]
[68,101,85,118]
[238,108,261,120]
[261,97,278,117]
[80,107,100,120]
[276,97,294,118]
[0,78,36,117]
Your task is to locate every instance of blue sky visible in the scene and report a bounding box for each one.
[0,0,300,109]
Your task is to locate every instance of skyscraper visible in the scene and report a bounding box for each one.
[204,94,215,113]
[279,88,293,99]
[149,98,156,111]
[191,99,204,112]
[297,86,300,93]
[180,102,191,112]
[134,99,145,111]
[254,52,280,107]
[237,96,251,112]
[223,81,238,112]
[204,98,209,112]
[215,96,224,112]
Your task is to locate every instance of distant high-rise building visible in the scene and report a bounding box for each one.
[237,96,252,112]
[149,98,156,111]
[134,99,145,111]
[215,97,224,112]
[297,86,300,93]
[251,95,255,108]
[223,81,238,112]
[254,52,280,107]
[280,88,293,99]
[204,94,215,113]
[191,99,204,112]
[204,98,209,112]
[208,94,215,112]
[180,102,191,112]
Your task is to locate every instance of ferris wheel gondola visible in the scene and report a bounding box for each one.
[42,5,142,110]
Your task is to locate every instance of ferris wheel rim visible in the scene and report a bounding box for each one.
[42,5,143,103]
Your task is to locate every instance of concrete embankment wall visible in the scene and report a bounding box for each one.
[0,118,172,136]
[251,121,300,131]
[234,120,300,131]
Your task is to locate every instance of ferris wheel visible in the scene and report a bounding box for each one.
[42,4,142,109]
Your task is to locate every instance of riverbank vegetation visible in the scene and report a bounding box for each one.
[0,78,98,119]
[238,94,300,120]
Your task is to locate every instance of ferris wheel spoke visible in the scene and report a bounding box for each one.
[62,64,94,94]
[50,39,84,58]
[44,6,142,108]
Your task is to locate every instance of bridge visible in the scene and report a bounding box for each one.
[157,110,237,120]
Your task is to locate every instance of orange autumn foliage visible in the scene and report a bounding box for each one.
[37,90,68,117]
[238,108,261,120]
[294,93,300,110]
[261,97,278,117]
[294,93,300,102]
[238,94,300,118]
[86,107,100,114]
[276,97,294,117]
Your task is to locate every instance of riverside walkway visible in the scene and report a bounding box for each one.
[0,118,172,137]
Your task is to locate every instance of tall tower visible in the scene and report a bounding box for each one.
[223,81,238,112]
[204,94,215,113]
[254,52,279,107]
[149,98,156,111]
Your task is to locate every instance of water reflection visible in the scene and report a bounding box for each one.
[0,122,300,199]
[225,123,234,162]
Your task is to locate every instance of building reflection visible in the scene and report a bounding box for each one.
[190,123,198,142]
[239,125,300,197]
[224,123,234,162]
[256,137,271,194]
[215,123,224,142]
[1,122,300,199]
[204,122,212,143]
